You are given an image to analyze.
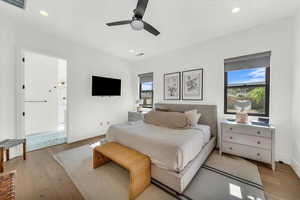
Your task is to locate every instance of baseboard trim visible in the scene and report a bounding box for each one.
[291,158,300,178]
[67,131,106,144]
[276,152,292,164]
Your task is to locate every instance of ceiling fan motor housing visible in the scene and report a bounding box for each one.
[131,19,144,31]
[106,0,160,36]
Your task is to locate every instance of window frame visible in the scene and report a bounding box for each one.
[139,74,154,108]
[224,67,270,117]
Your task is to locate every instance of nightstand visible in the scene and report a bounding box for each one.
[220,121,276,171]
[128,111,145,122]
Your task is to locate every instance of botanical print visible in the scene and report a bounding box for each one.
[164,72,180,100]
[182,69,203,100]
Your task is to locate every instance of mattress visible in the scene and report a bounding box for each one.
[106,122,211,172]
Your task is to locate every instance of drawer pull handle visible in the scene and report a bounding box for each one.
[229,147,233,150]
[257,141,261,145]
[230,128,233,130]
[257,153,261,156]
[230,137,233,139]
[257,131,261,135]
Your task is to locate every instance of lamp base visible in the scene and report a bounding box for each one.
[137,106,143,112]
[236,112,248,123]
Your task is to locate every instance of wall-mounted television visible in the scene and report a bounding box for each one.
[92,76,121,96]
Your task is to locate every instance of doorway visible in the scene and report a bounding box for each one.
[22,51,67,151]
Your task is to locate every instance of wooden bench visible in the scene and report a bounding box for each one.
[93,142,151,200]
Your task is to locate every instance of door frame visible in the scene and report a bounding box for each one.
[15,48,69,141]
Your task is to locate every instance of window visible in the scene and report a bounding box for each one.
[139,73,153,108]
[224,52,271,117]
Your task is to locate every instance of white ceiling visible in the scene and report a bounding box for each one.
[1,0,300,60]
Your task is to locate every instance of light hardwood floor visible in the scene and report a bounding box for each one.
[2,136,300,200]
[257,162,300,200]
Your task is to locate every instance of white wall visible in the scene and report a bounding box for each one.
[132,18,294,163]
[291,10,300,177]
[0,14,134,145]
[24,51,59,135]
[0,16,15,142]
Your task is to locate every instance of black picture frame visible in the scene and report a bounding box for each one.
[164,72,181,100]
[182,68,204,101]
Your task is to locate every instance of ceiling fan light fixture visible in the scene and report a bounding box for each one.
[130,20,144,31]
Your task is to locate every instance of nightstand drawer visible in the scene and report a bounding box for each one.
[223,123,272,138]
[222,142,272,163]
[223,132,271,150]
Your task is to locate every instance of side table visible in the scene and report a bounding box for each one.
[0,139,26,173]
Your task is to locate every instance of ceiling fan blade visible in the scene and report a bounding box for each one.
[143,21,160,36]
[106,20,131,26]
[135,0,149,18]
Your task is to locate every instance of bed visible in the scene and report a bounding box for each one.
[106,103,218,193]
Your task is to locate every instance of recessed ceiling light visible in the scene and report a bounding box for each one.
[40,10,49,17]
[129,49,135,53]
[232,7,241,14]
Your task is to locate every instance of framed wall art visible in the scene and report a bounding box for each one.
[164,72,181,100]
[182,69,203,100]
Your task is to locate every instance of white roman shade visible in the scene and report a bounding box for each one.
[138,72,153,83]
[224,51,271,72]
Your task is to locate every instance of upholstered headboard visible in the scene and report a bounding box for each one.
[154,103,218,137]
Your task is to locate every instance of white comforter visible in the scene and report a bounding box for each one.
[106,122,211,172]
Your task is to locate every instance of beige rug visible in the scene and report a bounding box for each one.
[53,145,265,200]
[205,151,262,185]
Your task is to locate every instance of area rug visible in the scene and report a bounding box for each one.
[53,145,266,200]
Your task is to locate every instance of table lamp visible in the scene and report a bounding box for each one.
[136,99,143,112]
[235,100,251,123]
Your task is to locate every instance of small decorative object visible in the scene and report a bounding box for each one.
[226,118,236,122]
[164,72,181,100]
[182,69,203,100]
[252,117,271,127]
[258,117,270,124]
[136,99,143,112]
[235,100,251,123]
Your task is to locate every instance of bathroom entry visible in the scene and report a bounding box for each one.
[23,51,67,151]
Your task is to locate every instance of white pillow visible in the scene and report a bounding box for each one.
[185,110,201,127]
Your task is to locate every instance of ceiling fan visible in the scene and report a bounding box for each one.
[106,0,160,36]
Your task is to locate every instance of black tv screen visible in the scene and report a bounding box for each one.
[92,76,121,96]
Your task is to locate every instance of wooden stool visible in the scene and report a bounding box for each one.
[93,142,151,200]
[0,139,26,173]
